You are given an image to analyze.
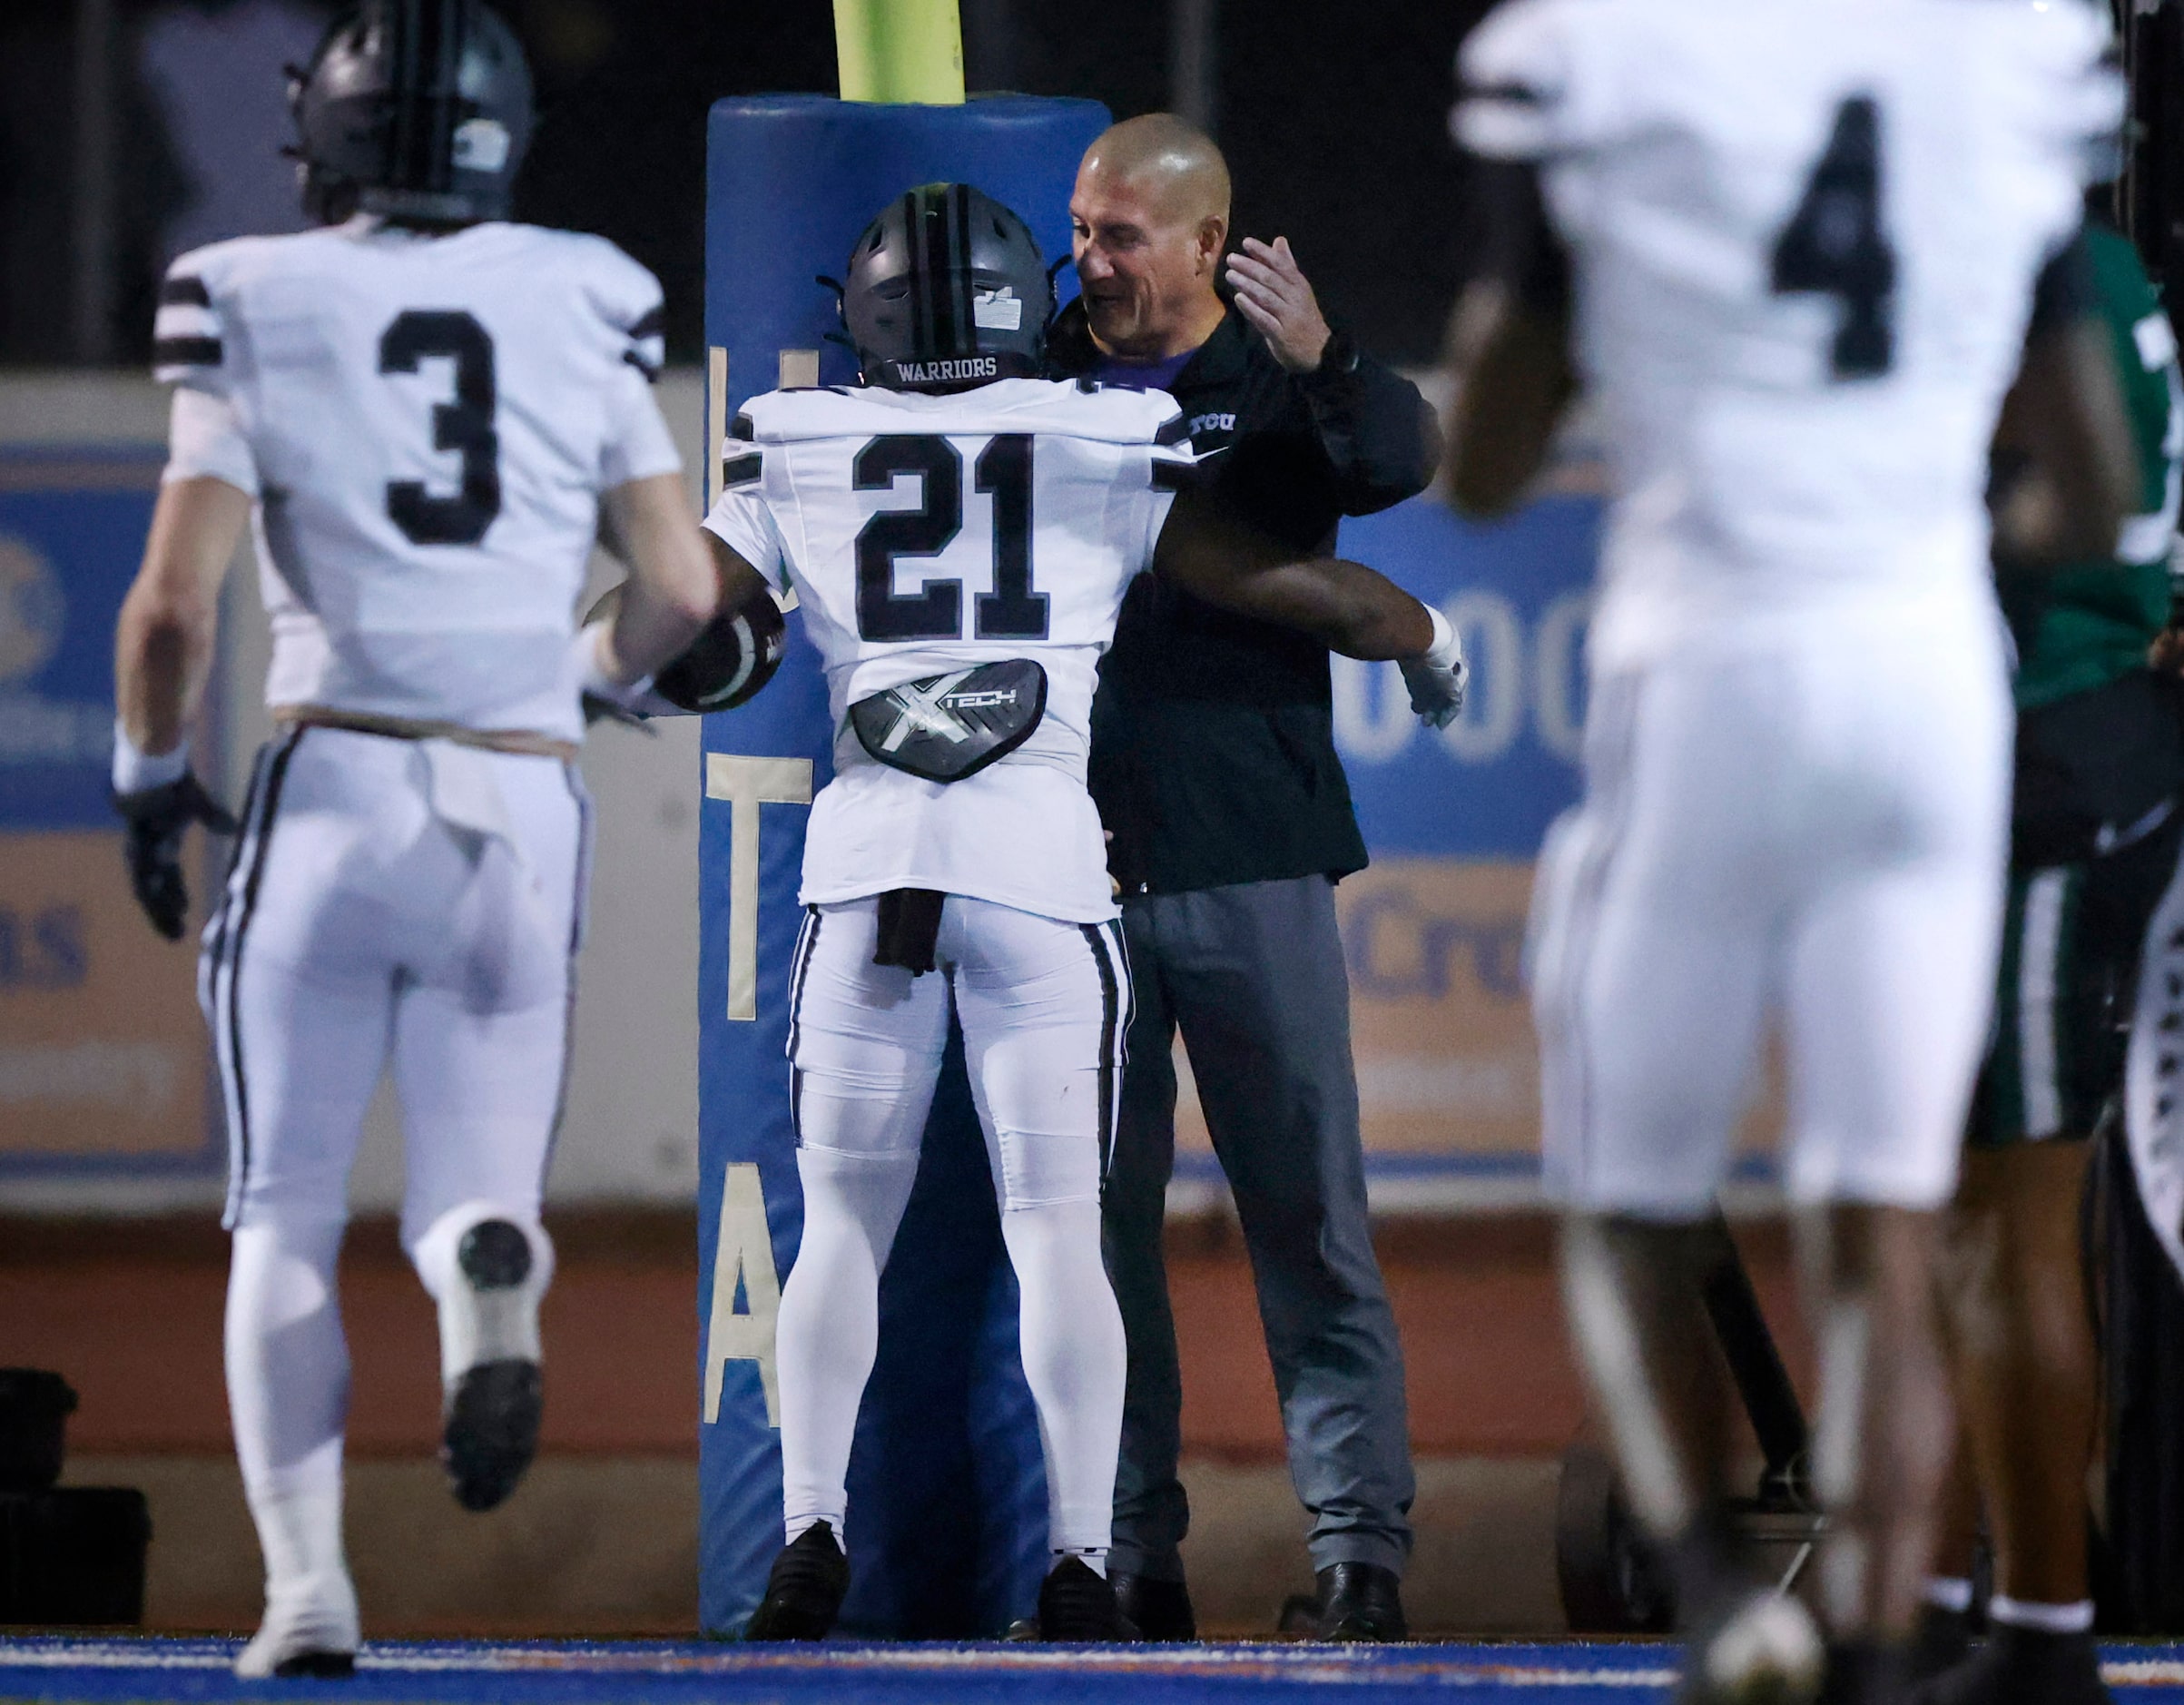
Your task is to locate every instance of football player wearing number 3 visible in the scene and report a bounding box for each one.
[1445,2,2132,1702]
[685,182,1463,1641]
[110,0,717,1677]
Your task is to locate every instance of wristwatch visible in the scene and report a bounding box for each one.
[1308,327,1360,381]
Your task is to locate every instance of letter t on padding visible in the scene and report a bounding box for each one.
[704,754,813,1022]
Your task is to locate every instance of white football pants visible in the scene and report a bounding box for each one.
[1530,610,2011,1216]
[775,894,1131,1560]
[203,727,585,1573]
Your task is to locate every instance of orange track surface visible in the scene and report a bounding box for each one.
[0,1213,1812,1460]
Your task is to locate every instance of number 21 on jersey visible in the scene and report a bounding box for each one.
[853,433,1048,643]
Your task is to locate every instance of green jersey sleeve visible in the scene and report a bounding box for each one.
[2003,223,2183,711]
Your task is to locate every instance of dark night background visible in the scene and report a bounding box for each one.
[1,0,1500,371]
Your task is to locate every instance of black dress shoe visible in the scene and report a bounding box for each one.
[1315,1562,1407,1641]
[1112,1571,1195,1641]
[1915,1626,2109,1705]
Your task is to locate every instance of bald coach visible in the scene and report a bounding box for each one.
[1052,114,1447,1643]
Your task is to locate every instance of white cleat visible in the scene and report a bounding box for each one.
[1689,1590,1825,1705]
[233,1576,359,1679]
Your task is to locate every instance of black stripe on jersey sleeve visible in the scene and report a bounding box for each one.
[1151,455,1204,491]
[622,349,661,383]
[160,274,212,308]
[729,412,756,442]
[720,451,762,488]
[153,335,223,368]
[626,304,665,340]
[1154,411,1194,447]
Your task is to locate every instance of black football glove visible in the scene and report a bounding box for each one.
[580,689,656,731]
[113,773,239,940]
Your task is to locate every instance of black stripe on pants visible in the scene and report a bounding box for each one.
[214,727,307,1213]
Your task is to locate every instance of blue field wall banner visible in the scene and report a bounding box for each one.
[694,94,1113,1640]
[0,448,217,1177]
[1322,493,1592,1187]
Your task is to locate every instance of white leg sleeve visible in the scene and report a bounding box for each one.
[225,1217,352,1602]
[1000,1198,1126,1556]
[776,1145,920,1542]
[949,902,1129,1558]
[775,900,948,1544]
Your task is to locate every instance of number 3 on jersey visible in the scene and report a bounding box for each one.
[854,433,1047,642]
[1771,95,1897,380]
[379,310,502,545]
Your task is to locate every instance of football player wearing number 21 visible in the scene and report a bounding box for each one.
[687,182,1464,1641]
[109,0,718,1677]
[1445,1,2132,1702]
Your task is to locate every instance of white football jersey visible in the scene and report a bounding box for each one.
[154,216,682,744]
[1455,0,2121,667]
[702,379,1194,921]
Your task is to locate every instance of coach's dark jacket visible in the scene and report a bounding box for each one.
[1048,299,1440,896]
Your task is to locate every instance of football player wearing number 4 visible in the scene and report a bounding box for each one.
[674,182,1463,1641]
[1446,1,2131,1702]
[111,0,717,1678]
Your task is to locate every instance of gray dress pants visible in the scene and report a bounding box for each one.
[1102,873,1415,1582]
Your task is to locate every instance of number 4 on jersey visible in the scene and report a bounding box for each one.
[1771,95,1897,380]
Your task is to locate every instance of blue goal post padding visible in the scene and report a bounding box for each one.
[695,93,1112,1639]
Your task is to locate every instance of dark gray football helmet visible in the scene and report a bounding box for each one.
[843,183,1053,393]
[289,0,534,227]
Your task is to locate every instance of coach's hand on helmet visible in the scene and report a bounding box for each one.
[1225,237,1333,374]
[1399,606,1468,730]
[113,773,238,940]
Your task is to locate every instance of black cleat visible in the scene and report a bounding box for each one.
[1315,1562,1407,1641]
[1113,1571,1195,1641]
[1914,1626,2109,1705]
[439,1218,544,1513]
[745,1522,851,1641]
[442,1357,542,1513]
[1038,1557,1129,1641]
[1821,1641,1913,1705]
[1907,1605,1974,1687]
[274,1651,358,1679]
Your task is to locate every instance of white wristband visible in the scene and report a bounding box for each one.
[571,622,655,709]
[113,720,189,795]
[1423,604,1459,665]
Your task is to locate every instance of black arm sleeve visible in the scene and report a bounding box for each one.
[1293,351,1441,518]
